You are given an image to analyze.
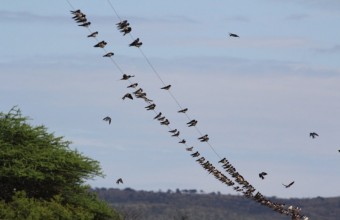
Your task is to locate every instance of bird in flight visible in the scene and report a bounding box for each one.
[94,41,107,48]
[87,31,98,38]
[122,93,133,100]
[161,85,171,90]
[103,52,114,57]
[129,38,142,47]
[282,181,295,188]
[229,32,239,37]
[178,108,188,113]
[103,116,111,124]
[310,132,319,139]
[116,178,123,184]
[259,172,267,180]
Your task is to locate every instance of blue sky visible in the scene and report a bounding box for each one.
[1,0,340,199]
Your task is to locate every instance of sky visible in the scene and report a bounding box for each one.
[1,0,340,199]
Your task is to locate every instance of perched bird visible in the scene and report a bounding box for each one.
[133,88,143,94]
[87,31,98,38]
[218,158,227,164]
[103,52,114,57]
[94,41,107,48]
[282,181,295,188]
[129,38,142,47]
[127,83,138,88]
[178,108,188,113]
[120,74,135,80]
[120,26,132,35]
[160,119,170,125]
[169,129,177,133]
[259,172,267,180]
[191,151,200,157]
[78,21,91,27]
[310,132,319,139]
[103,116,111,124]
[157,116,166,121]
[116,178,123,184]
[161,85,171,90]
[116,20,129,29]
[179,139,186,144]
[145,103,156,110]
[154,112,162,120]
[229,32,239,37]
[172,131,180,137]
[122,93,133,100]
[186,147,194,151]
[187,119,197,127]
[198,134,209,142]
[70,9,81,14]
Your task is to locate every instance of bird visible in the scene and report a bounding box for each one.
[78,22,91,27]
[122,93,133,100]
[157,116,166,121]
[120,74,135,80]
[310,132,319,139]
[116,178,123,184]
[259,172,267,180]
[169,129,177,133]
[191,151,200,157]
[338,149,340,153]
[179,139,186,144]
[87,31,98,38]
[120,26,132,35]
[218,158,228,164]
[116,20,129,29]
[103,116,111,124]
[172,131,180,137]
[161,85,171,90]
[94,41,107,48]
[282,181,295,188]
[145,104,156,110]
[127,83,138,88]
[187,119,197,127]
[229,32,239,37]
[178,108,188,113]
[70,9,81,14]
[198,134,209,142]
[160,119,170,125]
[154,112,162,120]
[186,147,193,151]
[103,52,114,57]
[129,38,142,47]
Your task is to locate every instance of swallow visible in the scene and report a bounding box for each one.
[161,85,171,90]
[120,74,135,80]
[122,93,133,100]
[259,172,267,180]
[169,129,177,133]
[70,9,81,14]
[218,158,228,164]
[127,83,138,88]
[172,131,180,137]
[116,178,123,184]
[229,32,239,38]
[160,119,170,125]
[94,41,107,48]
[129,38,142,47]
[120,26,132,35]
[310,132,318,139]
[178,108,188,113]
[103,116,111,124]
[103,52,114,57]
[283,181,295,188]
[154,112,162,120]
[145,104,156,110]
[186,146,193,151]
[87,31,98,38]
[116,20,129,29]
[187,119,197,127]
[78,22,91,27]
[75,17,87,23]
[198,134,209,142]
[179,139,186,144]
[133,88,143,94]
[191,151,200,157]
[157,116,166,121]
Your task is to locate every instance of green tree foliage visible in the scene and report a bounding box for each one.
[0,107,121,220]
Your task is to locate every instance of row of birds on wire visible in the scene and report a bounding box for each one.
[69,6,308,220]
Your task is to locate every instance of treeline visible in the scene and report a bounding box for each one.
[93,188,340,220]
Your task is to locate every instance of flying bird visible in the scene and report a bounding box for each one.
[129,38,142,47]
[161,85,171,90]
[127,83,138,88]
[94,41,107,48]
[116,178,123,184]
[259,172,267,180]
[87,31,98,38]
[122,93,133,100]
[310,132,319,139]
[120,74,135,80]
[283,181,295,188]
[78,22,91,27]
[103,52,114,57]
[103,116,111,124]
[229,32,239,37]
[178,108,188,113]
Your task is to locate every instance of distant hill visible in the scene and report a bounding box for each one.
[93,188,340,220]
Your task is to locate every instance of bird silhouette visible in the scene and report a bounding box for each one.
[145,104,156,110]
[103,116,111,124]
[191,151,200,157]
[198,134,209,142]
[161,85,171,90]
[186,147,194,151]
[129,38,142,47]
[283,181,295,188]
[120,26,132,35]
[116,178,123,184]
[160,119,170,125]
[78,22,91,27]
[116,20,129,29]
[154,112,162,120]
[172,131,180,137]
[157,116,166,121]
[229,32,239,37]
[179,139,186,144]
[94,41,107,48]
[187,119,198,127]
[178,108,188,113]
[122,93,133,100]
[70,9,81,14]
[103,52,114,57]
[127,83,138,88]
[310,132,319,138]
[218,158,228,164]
[120,74,135,80]
[87,31,98,38]
[259,172,267,180]
[169,129,177,133]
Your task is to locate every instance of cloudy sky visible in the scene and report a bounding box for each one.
[1,0,340,199]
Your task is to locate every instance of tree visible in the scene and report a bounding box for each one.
[0,107,121,219]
